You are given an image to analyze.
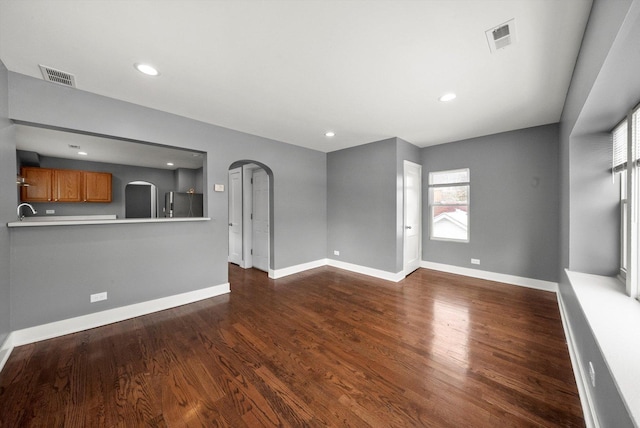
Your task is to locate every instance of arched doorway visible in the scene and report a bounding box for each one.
[228,161,274,273]
[125,181,158,218]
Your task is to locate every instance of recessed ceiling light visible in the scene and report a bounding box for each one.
[134,63,159,76]
[325,131,335,137]
[166,162,174,166]
[78,151,88,156]
[439,93,457,102]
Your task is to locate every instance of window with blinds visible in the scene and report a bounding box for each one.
[635,108,640,163]
[615,104,640,299]
[428,168,470,242]
[612,119,628,172]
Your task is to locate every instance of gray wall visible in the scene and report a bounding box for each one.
[569,133,620,275]
[558,0,638,426]
[195,167,204,193]
[562,0,638,274]
[6,71,326,330]
[327,137,421,274]
[422,124,560,283]
[0,61,13,345]
[17,153,185,219]
[327,138,398,273]
[175,167,200,193]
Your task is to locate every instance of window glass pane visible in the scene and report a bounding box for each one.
[429,168,470,242]
[634,109,640,163]
[620,170,627,272]
[429,169,469,185]
[622,200,628,271]
[432,205,468,241]
[431,185,468,205]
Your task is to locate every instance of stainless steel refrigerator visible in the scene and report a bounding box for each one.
[164,192,203,218]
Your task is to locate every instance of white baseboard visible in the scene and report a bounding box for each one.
[269,258,406,282]
[557,291,600,428]
[421,261,558,292]
[9,282,230,349]
[327,259,405,282]
[272,259,557,289]
[0,333,14,373]
[269,259,328,279]
[272,258,555,285]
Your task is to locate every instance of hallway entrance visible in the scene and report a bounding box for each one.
[228,162,272,273]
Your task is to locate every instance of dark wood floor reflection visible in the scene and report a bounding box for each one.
[0,265,584,427]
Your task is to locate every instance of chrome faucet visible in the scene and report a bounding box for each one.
[17,203,37,221]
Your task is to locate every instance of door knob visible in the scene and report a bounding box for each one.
[405,226,412,229]
[228,223,233,226]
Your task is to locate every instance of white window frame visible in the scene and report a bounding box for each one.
[428,168,470,243]
[620,169,628,279]
[614,119,629,279]
[630,106,640,299]
[613,106,640,299]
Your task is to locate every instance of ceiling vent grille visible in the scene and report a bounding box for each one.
[39,65,76,87]
[486,19,516,53]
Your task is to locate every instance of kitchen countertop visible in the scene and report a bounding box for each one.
[8,216,211,227]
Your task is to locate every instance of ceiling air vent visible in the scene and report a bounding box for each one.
[485,19,516,53]
[39,65,76,87]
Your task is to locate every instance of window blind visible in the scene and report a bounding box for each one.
[613,120,628,172]
[634,109,640,167]
[428,168,469,185]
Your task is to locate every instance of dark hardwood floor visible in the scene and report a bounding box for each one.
[0,265,584,427]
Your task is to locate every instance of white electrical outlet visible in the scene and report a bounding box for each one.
[90,292,107,303]
[46,209,55,214]
[334,250,340,256]
[589,361,596,387]
[471,258,480,265]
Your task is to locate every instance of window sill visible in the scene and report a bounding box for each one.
[565,269,640,426]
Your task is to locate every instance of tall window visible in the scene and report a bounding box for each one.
[613,107,640,299]
[620,169,628,275]
[613,120,628,275]
[429,168,469,242]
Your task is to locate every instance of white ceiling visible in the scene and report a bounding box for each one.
[0,0,592,153]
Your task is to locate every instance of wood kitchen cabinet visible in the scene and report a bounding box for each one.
[19,167,53,202]
[84,171,112,202]
[54,169,83,202]
[20,167,112,203]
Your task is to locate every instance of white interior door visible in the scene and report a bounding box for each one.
[403,161,422,275]
[252,169,269,272]
[242,165,255,269]
[228,167,243,265]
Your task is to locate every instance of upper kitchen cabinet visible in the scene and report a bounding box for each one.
[84,171,112,203]
[20,167,112,203]
[54,169,83,202]
[19,167,53,202]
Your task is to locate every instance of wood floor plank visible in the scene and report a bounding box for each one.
[0,265,584,427]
